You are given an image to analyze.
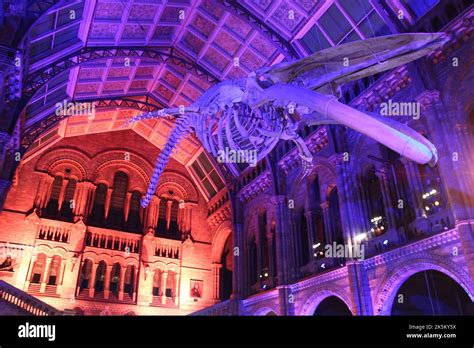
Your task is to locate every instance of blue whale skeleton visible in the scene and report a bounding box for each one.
[125,33,448,208]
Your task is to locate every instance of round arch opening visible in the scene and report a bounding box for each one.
[391,270,474,315]
[313,296,352,316]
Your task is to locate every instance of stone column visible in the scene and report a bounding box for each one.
[0,132,15,212]
[40,256,52,293]
[104,188,113,219]
[133,268,139,302]
[34,175,52,210]
[174,273,180,306]
[375,167,397,234]
[118,266,126,300]
[212,262,222,300]
[166,200,173,230]
[57,179,68,212]
[124,192,132,222]
[330,154,360,249]
[86,183,97,217]
[320,201,333,244]
[104,264,112,299]
[232,223,246,299]
[346,260,373,315]
[266,231,276,287]
[75,182,93,218]
[400,157,424,218]
[272,195,295,285]
[146,196,159,229]
[56,260,66,292]
[256,234,263,282]
[304,210,318,250]
[161,271,168,304]
[41,176,55,211]
[88,263,98,298]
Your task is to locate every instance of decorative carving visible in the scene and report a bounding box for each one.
[156,172,199,203]
[416,90,442,110]
[237,171,272,203]
[427,8,474,65]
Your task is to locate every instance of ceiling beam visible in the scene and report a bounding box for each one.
[20,94,166,150]
[216,0,300,60]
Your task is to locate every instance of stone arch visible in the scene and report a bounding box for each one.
[253,306,279,316]
[288,156,336,202]
[34,244,68,259]
[166,262,180,273]
[35,148,90,180]
[211,220,233,263]
[90,150,154,188]
[299,287,354,316]
[442,49,474,124]
[374,255,474,315]
[151,261,167,272]
[156,172,199,203]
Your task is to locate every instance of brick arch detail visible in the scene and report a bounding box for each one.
[156,172,199,203]
[299,286,354,316]
[35,148,90,180]
[374,253,474,315]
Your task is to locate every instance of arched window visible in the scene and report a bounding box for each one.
[156,197,168,234]
[94,261,107,294]
[47,255,62,286]
[259,210,269,272]
[392,159,416,226]
[298,211,310,266]
[152,270,162,296]
[109,263,121,297]
[30,253,46,284]
[126,191,142,232]
[220,233,233,300]
[168,200,179,237]
[90,184,107,224]
[328,188,344,245]
[79,259,93,292]
[392,270,474,315]
[248,236,257,286]
[124,265,135,299]
[44,176,63,217]
[107,172,128,227]
[364,165,387,236]
[418,163,443,216]
[166,270,176,298]
[313,296,352,316]
[59,179,76,221]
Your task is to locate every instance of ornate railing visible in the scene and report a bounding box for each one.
[85,228,141,254]
[152,237,182,260]
[0,280,61,316]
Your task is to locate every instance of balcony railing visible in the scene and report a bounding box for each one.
[37,220,72,243]
[0,280,61,316]
[85,227,141,254]
[152,237,182,260]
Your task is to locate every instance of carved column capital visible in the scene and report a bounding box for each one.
[320,201,330,211]
[270,195,286,205]
[416,90,442,110]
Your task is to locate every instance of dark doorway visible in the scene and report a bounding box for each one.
[313,296,352,316]
[391,270,473,315]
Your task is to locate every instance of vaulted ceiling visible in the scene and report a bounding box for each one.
[21,0,328,166]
